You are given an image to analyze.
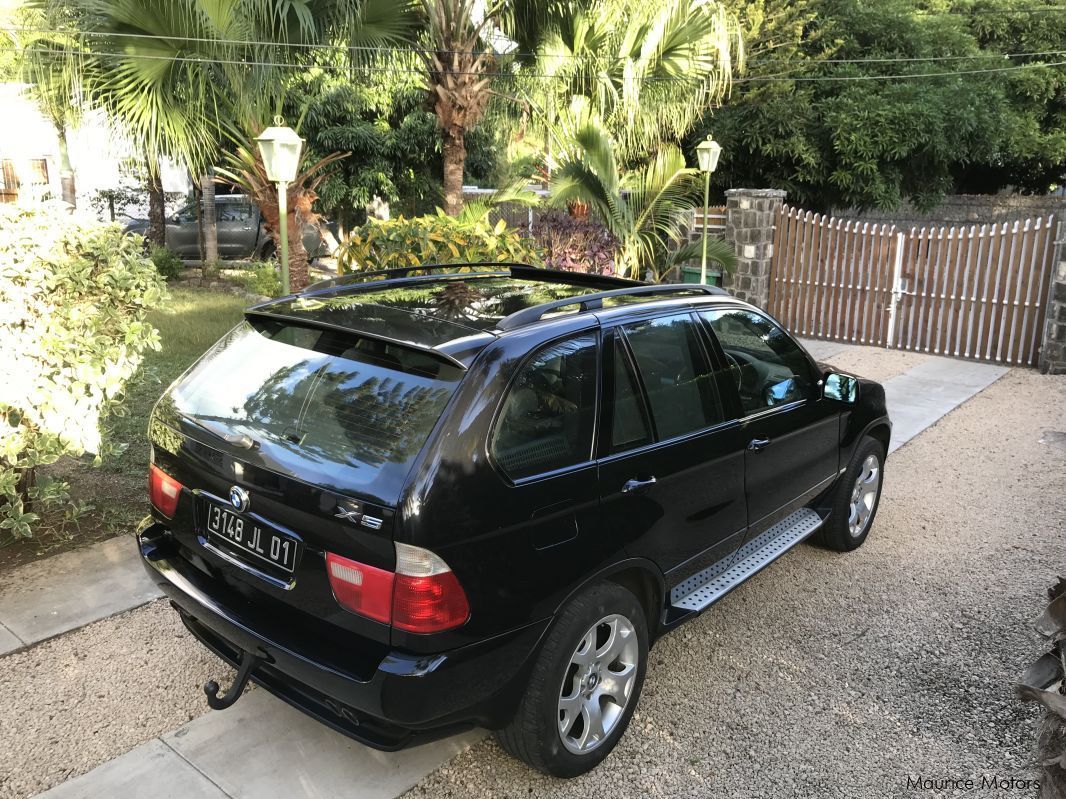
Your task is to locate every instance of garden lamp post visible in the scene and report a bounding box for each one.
[695,135,722,285]
[255,118,303,295]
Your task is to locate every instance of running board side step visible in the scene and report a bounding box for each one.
[670,508,824,612]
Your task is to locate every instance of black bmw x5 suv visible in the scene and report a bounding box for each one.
[139,264,890,776]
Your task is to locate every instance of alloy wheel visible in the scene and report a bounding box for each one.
[848,454,881,537]
[557,614,639,755]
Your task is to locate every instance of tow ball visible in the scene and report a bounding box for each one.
[203,650,264,710]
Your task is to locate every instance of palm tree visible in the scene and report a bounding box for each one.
[215,138,347,291]
[531,0,742,164]
[549,109,735,281]
[15,4,87,205]
[67,0,412,276]
[416,0,500,216]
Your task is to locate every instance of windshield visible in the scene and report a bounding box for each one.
[166,320,464,501]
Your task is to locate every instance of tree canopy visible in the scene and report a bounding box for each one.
[695,0,1066,211]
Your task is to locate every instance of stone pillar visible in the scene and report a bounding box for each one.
[723,188,786,308]
[1040,229,1066,374]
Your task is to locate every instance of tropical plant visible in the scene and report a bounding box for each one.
[549,112,735,281]
[529,0,742,164]
[287,71,500,230]
[531,211,617,275]
[0,204,166,540]
[215,138,348,291]
[67,0,415,253]
[416,0,500,216]
[338,209,545,272]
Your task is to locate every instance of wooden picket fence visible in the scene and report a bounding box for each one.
[768,206,1061,366]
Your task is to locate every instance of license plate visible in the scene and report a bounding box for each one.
[202,500,298,574]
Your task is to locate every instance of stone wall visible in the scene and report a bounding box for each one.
[840,194,1066,229]
[1041,237,1066,374]
[722,188,786,308]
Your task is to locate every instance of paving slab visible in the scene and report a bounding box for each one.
[0,534,161,648]
[33,739,228,799]
[0,619,22,655]
[164,689,485,799]
[882,355,1008,452]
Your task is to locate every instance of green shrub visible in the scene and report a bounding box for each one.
[231,261,282,298]
[150,245,183,281]
[337,209,545,273]
[0,203,167,540]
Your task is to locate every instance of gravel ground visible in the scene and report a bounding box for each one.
[0,600,225,798]
[407,367,1066,799]
[821,346,930,383]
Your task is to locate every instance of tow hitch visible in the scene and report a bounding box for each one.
[203,649,264,710]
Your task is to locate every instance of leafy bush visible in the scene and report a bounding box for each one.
[150,245,183,280]
[231,261,282,298]
[532,211,617,275]
[338,209,545,273]
[0,204,166,539]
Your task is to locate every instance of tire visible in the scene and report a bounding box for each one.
[495,582,648,777]
[816,436,885,552]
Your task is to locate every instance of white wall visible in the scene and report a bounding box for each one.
[0,82,191,218]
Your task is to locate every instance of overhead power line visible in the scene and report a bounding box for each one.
[16,45,1066,85]
[3,24,1066,68]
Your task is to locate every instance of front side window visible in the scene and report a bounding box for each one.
[700,309,815,415]
[621,314,724,440]
[492,334,598,479]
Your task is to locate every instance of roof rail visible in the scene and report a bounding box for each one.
[305,263,644,295]
[305,263,513,292]
[495,283,729,332]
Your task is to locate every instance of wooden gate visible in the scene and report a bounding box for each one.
[768,205,1061,366]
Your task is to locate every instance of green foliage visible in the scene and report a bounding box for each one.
[0,204,166,540]
[289,71,499,228]
[550,111,736,281]
[231,261,283,298]
[700,0,1066,210]
[525,0,743,164]
[150,245,184,281]
[338,210,545,272]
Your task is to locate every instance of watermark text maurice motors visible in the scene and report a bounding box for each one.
[906,774,1039,792]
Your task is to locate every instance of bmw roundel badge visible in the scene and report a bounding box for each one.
[229,485,250,513]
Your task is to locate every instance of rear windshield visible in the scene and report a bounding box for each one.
[167,319,464,501]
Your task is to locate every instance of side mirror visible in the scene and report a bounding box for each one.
[824,372,859,404]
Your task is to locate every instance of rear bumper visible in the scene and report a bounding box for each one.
[137,524,550,750]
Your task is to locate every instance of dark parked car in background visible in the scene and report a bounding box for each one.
[124,194,330,259]
[138,264,891,776]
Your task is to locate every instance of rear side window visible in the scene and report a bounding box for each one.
[491,334,598,479]
[607,336,653,454]
[621,313,724,440]
[169,320,463,474]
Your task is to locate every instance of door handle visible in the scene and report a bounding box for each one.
[621,477,657,494]
[747,438,772,452]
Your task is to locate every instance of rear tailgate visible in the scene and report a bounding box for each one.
[148,317,465,647]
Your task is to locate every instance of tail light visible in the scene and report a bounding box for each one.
[392,543,471,633]
[325,543,470,633]
[149,464,183,517]
[325,553,394,624]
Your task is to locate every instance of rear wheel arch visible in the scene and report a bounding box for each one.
[555,559,665,642]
